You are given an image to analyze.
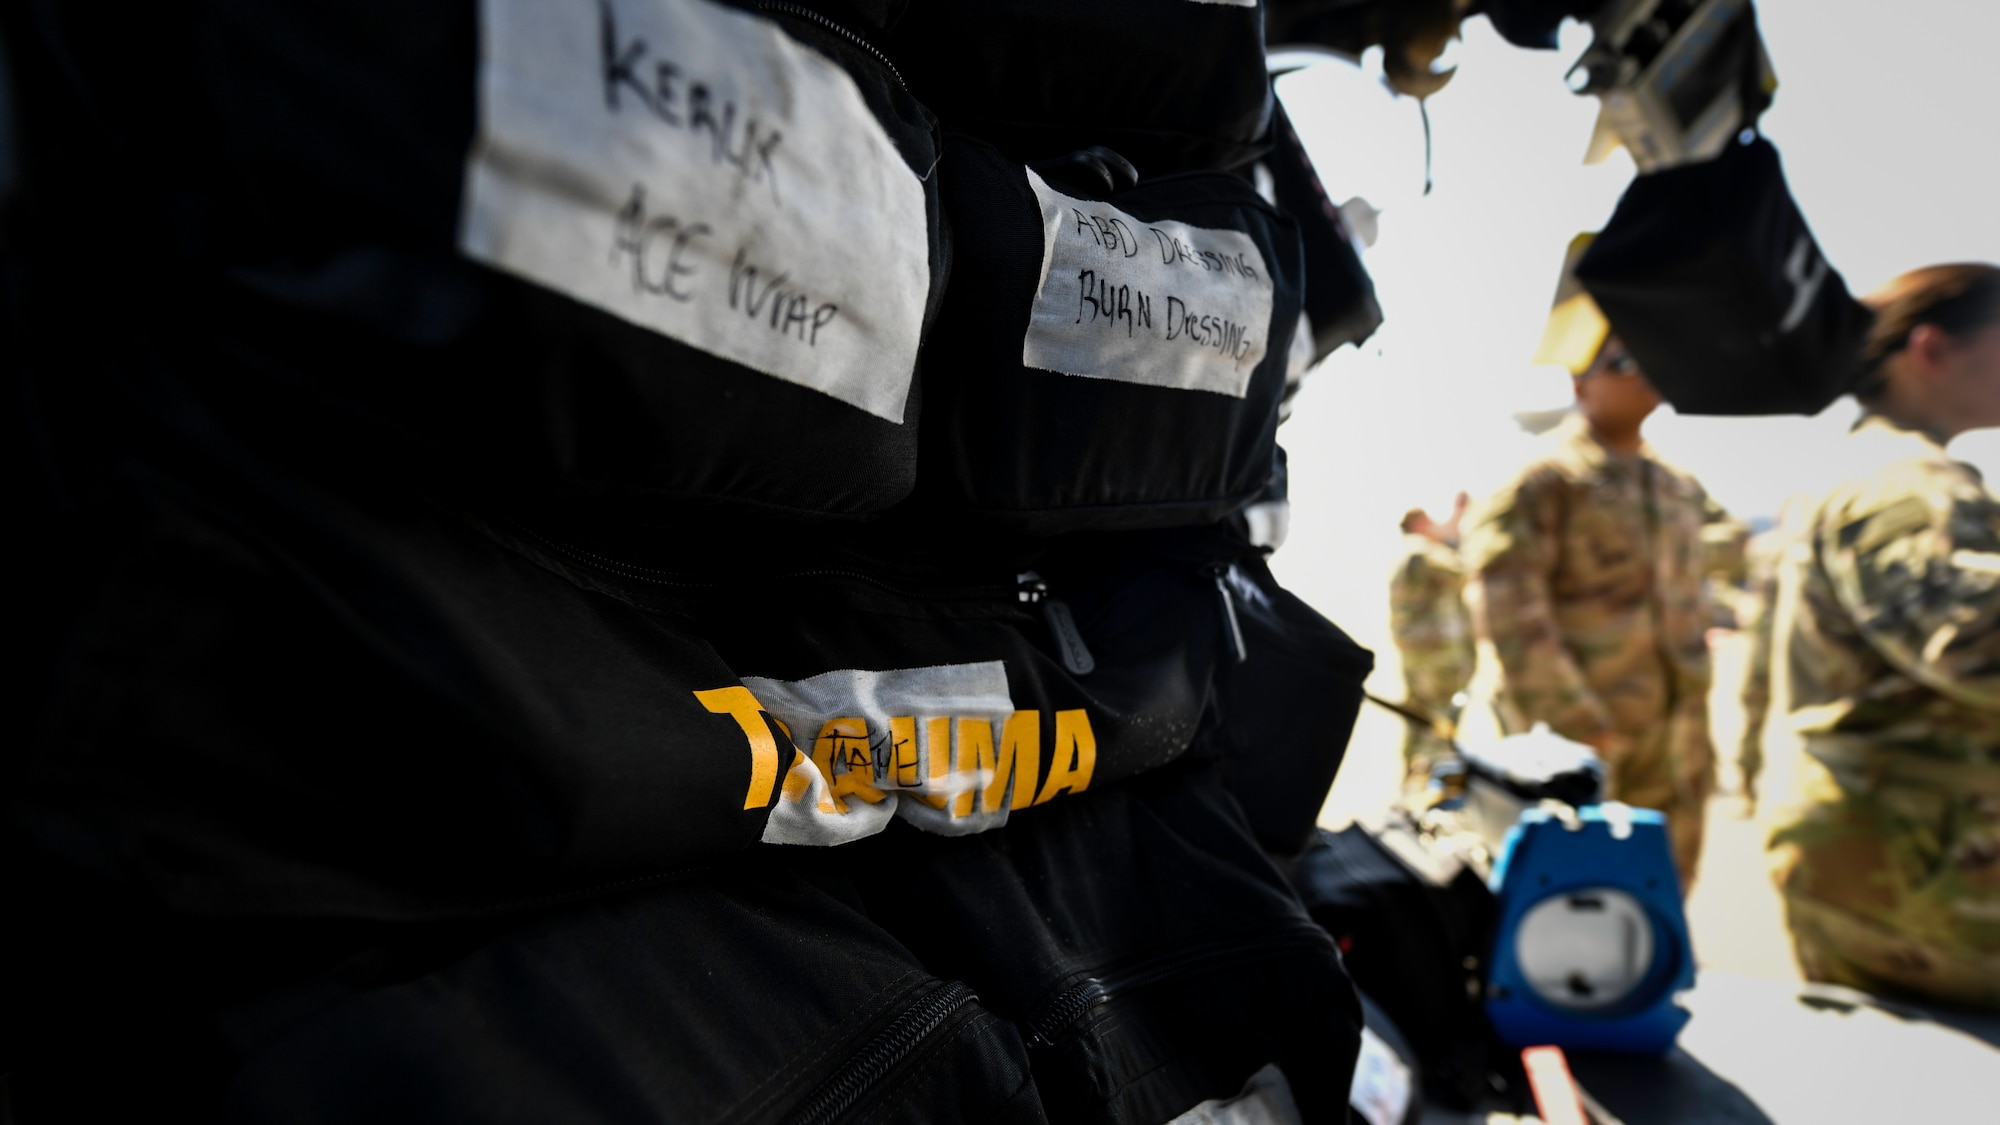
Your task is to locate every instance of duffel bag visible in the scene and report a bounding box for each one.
[902,135,1304,536]
[1,0,944,519]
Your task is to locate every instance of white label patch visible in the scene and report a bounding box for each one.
[743,662,1097,847]
[461,0,930,422]
[1020,169,1275,398]
[1349,1027,1414,1125]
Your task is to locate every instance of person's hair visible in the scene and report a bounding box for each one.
[1400,508,1428,534]
[1855,263,2000,402]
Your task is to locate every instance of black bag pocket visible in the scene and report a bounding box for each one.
[848,760,1364,1125]
[205,857,1047,1124]
[884,0,1272,175]
[908,136,1303,535]
[1207,549,1375,857]
[8,0,944,519]
[1575,135,1873,416]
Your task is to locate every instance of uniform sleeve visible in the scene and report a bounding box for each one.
[1823,463,2000,711]
[1463,471,1615,743]
[1698,493,1750,588]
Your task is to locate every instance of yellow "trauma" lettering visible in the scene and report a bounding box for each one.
[888,715,921,788]
[1035,708,1097,805]
[920,716,954,810]
[696,690,1102,822]
[693,686,782,810]
[958,710,1042,815]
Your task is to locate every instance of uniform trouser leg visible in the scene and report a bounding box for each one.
[1603,707,1715,896]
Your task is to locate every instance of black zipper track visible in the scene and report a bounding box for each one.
[758,1,905,89]
[786,980,976,1125]
[1026,921,1335,1049]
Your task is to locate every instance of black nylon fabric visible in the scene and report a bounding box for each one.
[11,437,1242,922]
[1291,820,1498,1111]
[1037,524,1374,857]
[849,760,1364,1125]
[1208,550,1374,856]
[8,851,1048,1124]
[1266,99,1383,361]
[1576,136,1874,417]
[905,136,1303,536]
[1,0,945,522]
[885,0,1272,175]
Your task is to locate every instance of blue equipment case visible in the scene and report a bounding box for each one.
[1484,804,1694,1054]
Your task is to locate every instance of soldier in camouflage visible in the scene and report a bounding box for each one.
[1768,263,2000,1010]
[1463,334,1718,892]
[1390,496,1475,776]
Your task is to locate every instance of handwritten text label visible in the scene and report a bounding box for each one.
[1020,169,1274,398]
[461,0,928,422]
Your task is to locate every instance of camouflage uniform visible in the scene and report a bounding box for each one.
[1462,414,1717,889]
[1389,533,1475,774]
[1768,414,2000,1010]
[1699,501,1754,633]
[1734,528,1789,803]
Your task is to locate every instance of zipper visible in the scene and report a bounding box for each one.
[1210,564,1249,664]
[758,2,905,90]
[786,980,977,1125]
[1018,570,1095,675]
[1024,921,1333,1049]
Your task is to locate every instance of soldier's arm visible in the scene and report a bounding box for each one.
[1388,550,1430,639]
[1824,462,2000,710]
[1737,564,1776,797]
[1463,472,1615,743]
[1699,492,1751,590]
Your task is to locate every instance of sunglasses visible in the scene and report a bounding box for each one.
[1592,351,1641,378]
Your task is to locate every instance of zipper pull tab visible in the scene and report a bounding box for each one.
[1019,571,1095,676]
[1212,564,1249,664]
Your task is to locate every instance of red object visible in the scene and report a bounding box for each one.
[1522,1046,1589,1125]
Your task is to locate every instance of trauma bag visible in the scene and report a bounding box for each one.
[1,0,945,520]
[11,441,1249,921]
[905,136,1304,535]
[1575,135,1873,416]
[850,759,1364,1124]
[885,0,1272,175]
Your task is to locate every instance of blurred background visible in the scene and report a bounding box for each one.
[1275,0,2000,981]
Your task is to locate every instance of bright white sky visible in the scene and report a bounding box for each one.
[1270,0,2000,690]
